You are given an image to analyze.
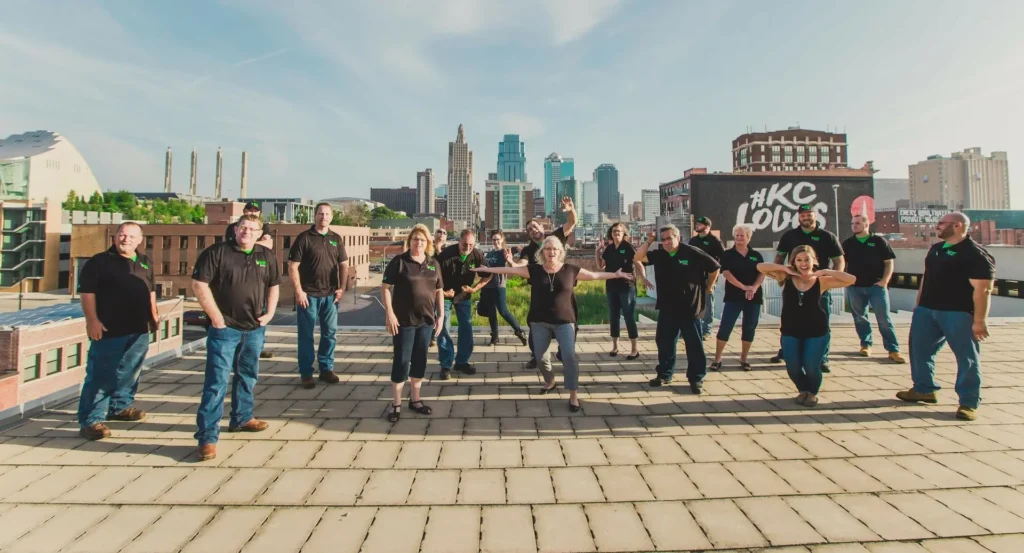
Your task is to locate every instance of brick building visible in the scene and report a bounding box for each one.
[0,300,183,418]
[732,127,848,173]
[70,223,370,305]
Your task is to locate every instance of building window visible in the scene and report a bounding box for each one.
[149,330,156,344]
[784,146,792,153]
[179,236,189,248]
[172,317,180,337]
[797,155,805,163]
[796,146,805,153]
[22,354,40,382]
[771,145,780,153]
[772,155,780,163]
[283,236,291,249]
[161,320,169,340]
[146,237,153,249]
[196,237,206,249]
[66,343,82,369]
[161,262,170,275]
[161,237,171,249]
[179,262,188,275]
[178,287,187,297]
[784,154,793,163]
[45,348,61,375]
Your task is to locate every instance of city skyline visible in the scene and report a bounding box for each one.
[1,1,1021,207]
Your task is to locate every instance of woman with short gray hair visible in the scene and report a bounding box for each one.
[710,224,765,371]
[473,236,633,411]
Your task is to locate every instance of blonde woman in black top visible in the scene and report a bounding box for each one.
[758,245,855,407]
[473,236,633,411]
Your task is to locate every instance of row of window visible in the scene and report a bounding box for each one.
[738,144,844,157]
[22,318,182,382]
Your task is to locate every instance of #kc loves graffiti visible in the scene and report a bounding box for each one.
[735,181,830,232]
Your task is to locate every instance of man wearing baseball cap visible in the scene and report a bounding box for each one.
[770,204,844,371]
[689,216,725,340]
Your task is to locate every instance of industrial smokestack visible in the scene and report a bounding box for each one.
[240,151,249,198]
[164,147,173,193]
[189,148,198,196]
[214,147,223,199]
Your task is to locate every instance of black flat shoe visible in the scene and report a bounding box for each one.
[408,400,433,415]
[740,361,752,371]
[568,401,581,413]
[387,404,401,423]
[538,385,558,395]
[609,350,618,357]
[709,361,722,371]
[626,352,640,360]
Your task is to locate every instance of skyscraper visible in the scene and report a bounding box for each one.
[416,169,435,215]
[544,153,574,215]
[581,180,599,225]
[595,163,619,217]
[909,148,1010,209]
[485,178,534,231]
[641,189,659,223]
[497,134,526,182]
[447,124,474,224]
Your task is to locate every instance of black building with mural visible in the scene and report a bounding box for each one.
[687,170,875,248]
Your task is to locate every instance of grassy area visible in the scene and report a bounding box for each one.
[452,277,653,326]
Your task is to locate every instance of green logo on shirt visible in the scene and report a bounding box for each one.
[749,256,758,261]
[256,259,267,267]
[946,250,957,257]
[139,262,149,269]
[329,240,338,247]
[811,236,820,242]
[867,242,875,247]
[619,249,625,254]
[679,259,689,266]
[703,241,709,246]
[427,265,436,271]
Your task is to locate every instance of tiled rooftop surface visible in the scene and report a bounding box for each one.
[2,323,1024,552]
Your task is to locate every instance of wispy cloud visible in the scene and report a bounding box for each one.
[233,47,290,68]
[545,0,622,45]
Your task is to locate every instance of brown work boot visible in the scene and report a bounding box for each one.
[260,351,274,359]
[896,389,938,404]
[228,418,270,433]
[79,423,111,441]
[197,443,217,461]
[956,406,977,421]
[318,371,340,384]
[888,352,907,364]
[300,376,316,389]
[107,407,147,422]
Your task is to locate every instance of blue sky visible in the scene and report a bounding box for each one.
[2,0,1022,207]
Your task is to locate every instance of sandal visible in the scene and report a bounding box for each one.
[569,400,582,413]
[539,385,558,395]
[740,361,751,371]
[609,350,618,357]
[387,404,401,423]
[408,400,433,415]
[710,361,722,371]
[626,352,640,360]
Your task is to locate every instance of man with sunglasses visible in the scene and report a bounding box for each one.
[770,204,844,372]
[896,212,995,421]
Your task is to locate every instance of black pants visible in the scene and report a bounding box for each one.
[655,310,706,383]
[392,324,432,383]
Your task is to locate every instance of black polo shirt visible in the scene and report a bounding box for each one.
[842,234,896,287]
[519,227,567,266]
[436,244,486,303]
[287,227,349,296]
[382,251,443,326]
[225,221,272,246]
[777,225,843,269]
[192,242,281,331]
[78,247,155,339]
[919,237,995,314]
[720,247,765,304]
[688,233,725,262]
[602,240,636,290]
[645,244,721,318]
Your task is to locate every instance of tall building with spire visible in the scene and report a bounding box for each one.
[447,125,474,225]
[543,153,574,215]
[497,134,526,182]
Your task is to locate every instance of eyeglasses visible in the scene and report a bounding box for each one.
[237,226,261,234]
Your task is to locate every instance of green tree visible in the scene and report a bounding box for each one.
[370,206,407,220]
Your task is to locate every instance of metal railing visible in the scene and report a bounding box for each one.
[889,272,1021,299]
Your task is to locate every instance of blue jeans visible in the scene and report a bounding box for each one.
[297,294,338,378]
[437,299,473,368]
[909,306,982,409]
[531,322,580,390]
[700,289,715,337]
[781,335,828,394]
[482,288,523,337]
[776,292,831,364]
[607,285,638,339]
[77,333,149,427]
[392,324,432,383]
[195,325,266,445]
[846,286,899,352]
[655,311,705,383]
[717,301,761,343]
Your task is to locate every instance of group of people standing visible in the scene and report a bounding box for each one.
[73,196,996,462]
